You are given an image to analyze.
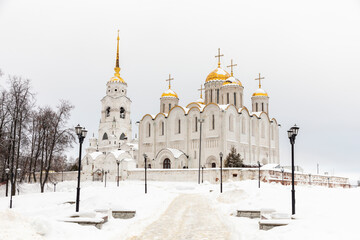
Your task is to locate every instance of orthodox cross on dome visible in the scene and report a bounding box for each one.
[114,30,121,77]
[255,73,265,88]
[215,48,224,67]
[166,74,174,89]
[198,85,204,99]
[227,59,237,77]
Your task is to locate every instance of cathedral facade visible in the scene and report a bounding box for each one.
[138,50,280,169]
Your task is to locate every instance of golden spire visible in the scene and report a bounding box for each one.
[198,85,204,99]
[114,30,121,77]
[255,73,265,88]
[227,59,237,77]
[215,48,224,68]
[166,74,174,89]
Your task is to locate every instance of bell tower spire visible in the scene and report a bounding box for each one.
[114,30,121,77]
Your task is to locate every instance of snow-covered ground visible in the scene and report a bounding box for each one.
[0,180,359,240]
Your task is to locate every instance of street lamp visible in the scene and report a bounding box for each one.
[5,167,21,208]
[257,161,261,188]
[75,124,88,212]
[287,124,299,215]
[53,182,57,192]
[219,152,223,193]
[309,173,311,185]
[281,167,284,185]
[104,171,108,187]
[198,118,205,184]
[116,160,120,187]
[143,153,147,194]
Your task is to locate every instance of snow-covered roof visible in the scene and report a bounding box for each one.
[109,150,127,159]
[167,148,185,158]
[126,143,138,150]
[89,152,103,159]
[261,164,280,170]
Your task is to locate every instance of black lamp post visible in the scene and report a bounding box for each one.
[257,161,261,188]
[281,167,284,185]
[53,182,57,192]
[309,174,311,185]
[198,118,204,184]
[5,167,21,208]
[143,153,147,194]
[219,152,223,193]
[327,177,330,188]
[75,124,87,212]
[287,124,299,216]
[104,171,108,187]
[116,160,120,187]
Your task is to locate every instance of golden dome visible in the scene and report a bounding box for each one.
[221,77,242,87]
[161,88,178,98]
[252,88,268,97]
[206,67,231,82]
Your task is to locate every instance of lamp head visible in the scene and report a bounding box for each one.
[143,153,148,159]
[219,152,223,158]
[5,168,9,174]
[17,168,21,175]
[75,124,82,135]
[116,160,120,165]
[290,124,299,136]
[81,128,88,138]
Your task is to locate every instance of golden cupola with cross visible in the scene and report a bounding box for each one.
[205,48,231,82]
[110,31,125,83]
[160,74,179,114]
[252,73,269,113]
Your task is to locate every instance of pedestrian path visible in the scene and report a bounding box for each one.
[128,194,230,240]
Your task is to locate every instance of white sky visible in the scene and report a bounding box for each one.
[0,0,359,179]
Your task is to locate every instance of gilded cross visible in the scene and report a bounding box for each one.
[255,73,265,88]
[227,59,237,77]
[215,48,224,67]
[166,74,174,88]
[197,85,204,99]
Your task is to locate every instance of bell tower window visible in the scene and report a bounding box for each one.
[106,107,110,117]
[120,107,125,119]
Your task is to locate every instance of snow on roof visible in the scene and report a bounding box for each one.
[126,143,138,150]
[167,148,185,158]
[89,152,103,159]
[261,164,280,170]
[251,112,262,118]
[218,104,230,110]
[109,150,127,159]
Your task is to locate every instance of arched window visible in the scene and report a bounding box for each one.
[261,103,264,112]
[160,121,164,136]
[216,89,220,104]
[227,93,229,104]
[120,133,126,140]
[120,107,125,119]
[212,162,216,168]
[102,133,108,140]
[256,103,258,112]
[212,114,215,130]
[169,103,171,111]
[106,107,110,117]
[229,115,234,132]
[147,123,151,137]
[234,92,236,106]
[210,89,213,102]
[163,158,171,169]
[178,119,181,134]
[195,117,198,132]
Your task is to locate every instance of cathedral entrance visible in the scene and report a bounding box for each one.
[93,169,103,181]
[163,158,171,169]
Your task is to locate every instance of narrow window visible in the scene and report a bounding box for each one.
[212,114,215,130]
[163,104,165,112]
[234,93,236,106]
[178,119,181,133]
[120,107,125,119]
[227,93,229,104]
[256,103,258,112]
[262,103,264,112]
[210,90,213,103]
[216,89,219,104]
[106,107,110,117]
[148,123,151,137]
[161,121,164,135]
[195,117,198,132]
[169,103,171,111]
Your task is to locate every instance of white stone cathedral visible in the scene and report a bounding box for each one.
[82,32,137,180]
[138,49,280,169]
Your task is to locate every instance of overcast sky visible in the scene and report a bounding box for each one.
[0,0,359,180]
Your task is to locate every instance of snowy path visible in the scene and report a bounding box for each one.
[128,194,230,240]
